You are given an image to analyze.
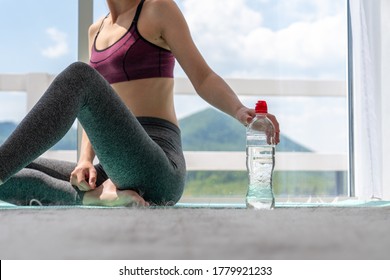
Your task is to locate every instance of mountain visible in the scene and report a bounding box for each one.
[179,109,343,197]
[179,108,311,152]
[0,122,17,140]
[0,114,341,196]
[0,108,310,152]
[0,122,77,150]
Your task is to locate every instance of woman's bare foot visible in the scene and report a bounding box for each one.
[82,179,149,207]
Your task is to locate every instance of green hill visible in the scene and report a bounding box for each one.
[0,111,346,197]
[179,108,346,198]
[1,108,310,152]
[0,122,17,140]
[179,108,311,152]
[0,122,77,150]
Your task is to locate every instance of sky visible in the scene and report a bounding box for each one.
[0,0,348,153]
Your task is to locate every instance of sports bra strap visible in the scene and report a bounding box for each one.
[133,0,145,23]
[95,13,109,38]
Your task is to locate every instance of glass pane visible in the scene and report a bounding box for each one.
[90,0,348,203]
[93,1,109,21]
[174,0,348,202]
[0,0,78,154]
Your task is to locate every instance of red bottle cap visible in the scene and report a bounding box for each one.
[255,100,268,114]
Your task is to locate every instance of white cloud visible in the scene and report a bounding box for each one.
[183,0,262,33]
[41,27,69,59]
[242,14,346,69]
[176,0,349,153]
[182,0,262,63]
[276,0,345,22]
[179,0,346,79]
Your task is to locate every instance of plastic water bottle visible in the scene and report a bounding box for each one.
[246,100,276,210]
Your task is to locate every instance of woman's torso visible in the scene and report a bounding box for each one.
[89,0,178,126]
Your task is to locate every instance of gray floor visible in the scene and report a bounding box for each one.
[0,206,389,260]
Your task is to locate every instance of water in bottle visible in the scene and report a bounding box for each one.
[246,100,276,210]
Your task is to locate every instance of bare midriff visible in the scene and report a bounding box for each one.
[111,77,178,126]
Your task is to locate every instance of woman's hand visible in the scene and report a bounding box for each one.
[70,161,97,191]
[82,179,149,207]
[236,106,256,127]
[266,113,280,144]
[236,106,280,144]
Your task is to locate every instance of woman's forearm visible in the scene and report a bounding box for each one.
[71,129,97,190]
[195,72,246,120]
[78,129,95,163]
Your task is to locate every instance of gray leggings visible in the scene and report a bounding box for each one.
[0,62,186,206]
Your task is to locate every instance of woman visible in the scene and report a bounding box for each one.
[0,0,279,207]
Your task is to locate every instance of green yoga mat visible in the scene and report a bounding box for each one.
[176,200,390,208]
[1,199,390,209]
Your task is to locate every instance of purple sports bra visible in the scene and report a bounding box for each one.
[89,0,175,84]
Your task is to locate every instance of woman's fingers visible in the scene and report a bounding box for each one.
[70,169,92,191]
[88,167,97,189]
[266,113,280,144]
[70,163,97,191]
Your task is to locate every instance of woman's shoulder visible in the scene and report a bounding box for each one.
[145,0,175,6]
[144,0,179,13]
[143,0,182,25]
[89,16,106,37]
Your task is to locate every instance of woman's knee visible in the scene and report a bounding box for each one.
[64,61,108,91]
[53,61,104,100]
[65,61,96,78]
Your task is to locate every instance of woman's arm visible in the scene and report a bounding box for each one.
[69,21,103,190]
[70,130,97,190]
[152,0,279,142]
[151,1,252,124]
[78,129,96,163]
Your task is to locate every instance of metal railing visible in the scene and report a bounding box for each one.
[0,73,347,174]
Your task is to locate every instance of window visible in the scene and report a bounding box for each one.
[173,0,349,203]
[0,0,79,154]
[1,0,349,203]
